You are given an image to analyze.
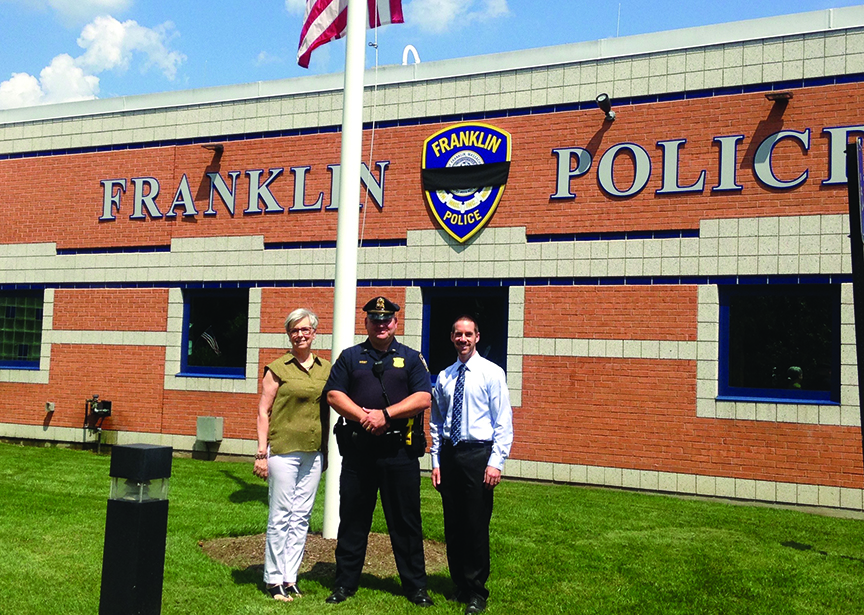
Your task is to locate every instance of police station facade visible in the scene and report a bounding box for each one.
[2,7,864,510]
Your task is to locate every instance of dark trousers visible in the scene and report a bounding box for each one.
[334,447,427,592]
[439,440,494,600]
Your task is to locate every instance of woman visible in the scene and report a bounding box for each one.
[253,308,331,602]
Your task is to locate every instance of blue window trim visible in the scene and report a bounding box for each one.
[179,288,248,379]
[176,367,245,379]
[718,283,841,405]
[0,289,43,369]
[0,360,40,370]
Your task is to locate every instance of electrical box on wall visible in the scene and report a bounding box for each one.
[196,416,223,443]
[45,402,55,413]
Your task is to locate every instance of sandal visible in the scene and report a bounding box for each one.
[283,583,302,597]
[266,584,293,602]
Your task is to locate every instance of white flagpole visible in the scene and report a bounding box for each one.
[323,0,368,540]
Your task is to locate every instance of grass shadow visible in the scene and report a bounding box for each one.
[228,560,446,602]
[220,469,268,505]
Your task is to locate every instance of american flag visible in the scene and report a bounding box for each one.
[297,0,404,68]
[200,328,221,356]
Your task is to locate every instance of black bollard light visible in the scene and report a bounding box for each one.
[99,444,173,615]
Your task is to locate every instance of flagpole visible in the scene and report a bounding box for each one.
[323,0,368,540]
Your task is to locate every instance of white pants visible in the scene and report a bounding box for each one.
[263,450,323,584]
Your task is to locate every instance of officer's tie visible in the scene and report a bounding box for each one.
[451,363,466,444]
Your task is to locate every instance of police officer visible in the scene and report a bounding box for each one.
[324,296,434,607]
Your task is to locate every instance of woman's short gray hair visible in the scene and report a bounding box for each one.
[285,308,319,333]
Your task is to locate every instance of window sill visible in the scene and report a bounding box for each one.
[175,371,245,380]
[715,395,839,406]
[0,363,40,370]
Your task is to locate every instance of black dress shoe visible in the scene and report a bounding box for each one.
[325,587,356,604]
[407,588,434,607]
[447,590,468,603]
[464,595,487,614]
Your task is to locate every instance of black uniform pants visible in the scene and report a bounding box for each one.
[439,440,494,600]
[334,447,427,592]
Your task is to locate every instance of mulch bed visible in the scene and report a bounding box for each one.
[200,531,447,580]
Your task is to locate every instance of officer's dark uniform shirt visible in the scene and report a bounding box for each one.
[326,339,432,436]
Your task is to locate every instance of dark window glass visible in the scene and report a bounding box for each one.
[0,292,43,369]
[182,289,249,377]
[422,287,509,377]
[719,284,839,403]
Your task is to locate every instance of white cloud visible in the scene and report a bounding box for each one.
[0,14,184,110]
[405,0,510,33]
[284,0,306,15]
[77,16,185,80]
[1,0,132,24]
[0,54,99,109]
[256,51,283,66]
[0,72,44,110]
[39,54,100,104]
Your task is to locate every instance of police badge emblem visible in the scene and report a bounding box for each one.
[421,122,512,243]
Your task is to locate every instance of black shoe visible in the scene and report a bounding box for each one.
[283,583,302,597]
[407,588,434,607]
[464,595,487,614]
[325,587,356,604]
[266,584,293,602]
[448,590,468,603]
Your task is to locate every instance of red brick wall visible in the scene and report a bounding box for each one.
[53,289,169,331]
[2,83,862,493]
[1,84,860,249]
[518,356,863,488]
[525,286,698,340]
[19,344,168,433]
[260,286,406,336]
[161,390,258,439]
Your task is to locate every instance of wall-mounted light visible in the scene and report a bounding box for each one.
[202,144,224,154]
[595,93,616,122]
[765,91,793,102]
[84,394,112,453]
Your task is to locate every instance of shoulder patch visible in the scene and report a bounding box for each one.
[418,353,429,373]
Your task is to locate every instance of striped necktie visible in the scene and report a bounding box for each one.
[451,363,466,444]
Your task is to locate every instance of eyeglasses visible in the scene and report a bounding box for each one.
[289,327,315,337]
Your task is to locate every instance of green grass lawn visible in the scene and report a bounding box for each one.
[1,440,863,614]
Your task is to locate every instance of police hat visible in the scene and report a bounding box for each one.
[363,296,400,321]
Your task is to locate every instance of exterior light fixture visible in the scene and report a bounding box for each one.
[99,444,173,615]
[85,394,112,453]
[596,93,616,122]
[765,91,793,102]
[202,143,224,154]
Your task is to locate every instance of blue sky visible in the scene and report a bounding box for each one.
[0,1,860,109]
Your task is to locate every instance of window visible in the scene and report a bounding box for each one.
[718,284,840,403]
[181,288,249,378]
[0,291,44,369]
[422,287,509,377]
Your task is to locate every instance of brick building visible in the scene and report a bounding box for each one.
[2,7,864,510]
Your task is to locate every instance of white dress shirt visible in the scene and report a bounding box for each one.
[430,352,514,470]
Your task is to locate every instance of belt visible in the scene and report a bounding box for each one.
[443,438,492,448]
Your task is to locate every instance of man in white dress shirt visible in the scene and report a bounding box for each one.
[430,315,514,615]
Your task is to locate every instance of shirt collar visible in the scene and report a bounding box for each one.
[362,338,402,356]
[458,351,480,370]
[285,353,320,366]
